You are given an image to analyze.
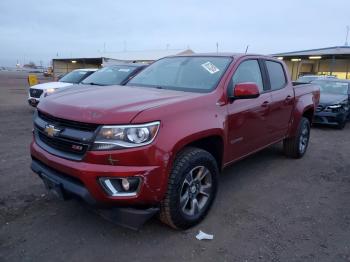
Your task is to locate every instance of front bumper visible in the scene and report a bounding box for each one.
[313,111,347,126]
[30,141,166,205]
[31,158,159,229]
[28,97,40,107]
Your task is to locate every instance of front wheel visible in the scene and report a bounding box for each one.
[337,119,346,129]
[283,117,310,159]
[160,147,218,229]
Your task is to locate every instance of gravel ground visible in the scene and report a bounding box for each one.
[0,71,349,262]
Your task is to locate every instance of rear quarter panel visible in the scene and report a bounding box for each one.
[288,83,320,137]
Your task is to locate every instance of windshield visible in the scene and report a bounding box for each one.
[313,80,349,95]
[59,70,91,83]
[81,66,139,86]
[127,56,232,92]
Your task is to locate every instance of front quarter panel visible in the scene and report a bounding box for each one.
[131,92,227,197]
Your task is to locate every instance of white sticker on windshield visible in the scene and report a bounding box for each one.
[201,62,220,74]
[118,68,131,72]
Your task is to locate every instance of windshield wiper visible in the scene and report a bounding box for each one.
[82,82,105,86]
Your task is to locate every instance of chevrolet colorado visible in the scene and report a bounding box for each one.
[31,54,320,229]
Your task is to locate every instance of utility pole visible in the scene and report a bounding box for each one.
[345,25,349,46]
[216,42,219,54]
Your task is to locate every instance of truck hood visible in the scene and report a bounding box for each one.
[38,85,201,124]
[30,81,73,90]
[319,93,348,106]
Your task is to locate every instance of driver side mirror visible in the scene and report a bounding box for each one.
[232,82,260,99]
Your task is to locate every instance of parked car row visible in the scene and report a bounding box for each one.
[312,79,350,129]
[29,53,323,230]
[28,68,97,107]
[28,63,147,107]
[295,74,350,128]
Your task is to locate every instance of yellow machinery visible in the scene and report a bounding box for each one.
[28,74,38,86]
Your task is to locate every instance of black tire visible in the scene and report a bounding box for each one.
[160,147,218,230]
[337,119,346,129]
[283,117,310,159]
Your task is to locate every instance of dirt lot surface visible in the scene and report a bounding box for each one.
[0,71,349,262]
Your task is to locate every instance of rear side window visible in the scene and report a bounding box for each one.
[265,61,287,90]
[231,60,264,92]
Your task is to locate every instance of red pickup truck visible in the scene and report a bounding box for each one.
[31,54,320,229]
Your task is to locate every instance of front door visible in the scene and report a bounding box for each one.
[226,59,272,162]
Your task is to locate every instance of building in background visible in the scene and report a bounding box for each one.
[52,49,194,77]
[273,46,350,80]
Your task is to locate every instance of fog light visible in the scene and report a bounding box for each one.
[121,178,130,191]
[99,177,141,197]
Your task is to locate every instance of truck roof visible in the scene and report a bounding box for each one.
[170,52,273,59]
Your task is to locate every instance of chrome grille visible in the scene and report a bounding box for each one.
[34,111,98,161]
[29,88,43,98]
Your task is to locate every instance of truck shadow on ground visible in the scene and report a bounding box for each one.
[38,143,286,234]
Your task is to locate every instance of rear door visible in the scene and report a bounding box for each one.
[226,59,273,162]
[263,60,294,140]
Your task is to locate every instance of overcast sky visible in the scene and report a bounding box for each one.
[0,0,349,66]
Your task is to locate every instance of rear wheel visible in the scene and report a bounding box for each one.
[160,147,218,229]
[283,117,310,159]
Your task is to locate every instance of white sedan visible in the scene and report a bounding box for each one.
[28,68,97,107]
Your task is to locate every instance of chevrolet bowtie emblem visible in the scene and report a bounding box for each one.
[44,124,61,137]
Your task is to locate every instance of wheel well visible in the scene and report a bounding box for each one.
[187,136,224,170]
[303,108,314,123]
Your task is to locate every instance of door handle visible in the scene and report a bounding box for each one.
[261,101,269,108]
[285,95,293,102]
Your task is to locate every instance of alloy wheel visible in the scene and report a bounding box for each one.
[179,166,212,217]
[299,123,309,154]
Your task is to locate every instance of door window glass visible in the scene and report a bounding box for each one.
[266,61,287,90]
[231,60,264,92]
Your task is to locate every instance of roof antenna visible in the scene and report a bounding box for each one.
[123,40,127,52]
[345,25,349,46]
[245,45,249,54]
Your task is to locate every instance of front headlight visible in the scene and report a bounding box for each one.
[327,104,342,109]
[326,100,348,111]
[92,121,160,150]
[44,88,58,97]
